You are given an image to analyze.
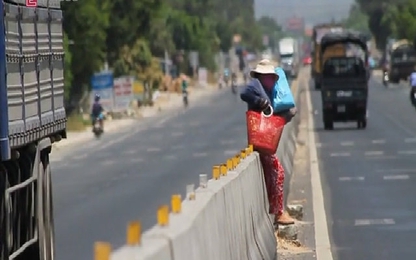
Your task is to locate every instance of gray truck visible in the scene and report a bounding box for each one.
[0,0,66,259]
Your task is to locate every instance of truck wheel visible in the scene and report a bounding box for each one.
[42,151,55,260]
[315,80,321,90]
[0,164,10,259]
[324,119,333,130]
[357,119,367,129]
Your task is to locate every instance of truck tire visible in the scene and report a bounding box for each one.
[0,164,10,259]
[42,150,55,260]
[315,80,321,90]
[1,139,54,260]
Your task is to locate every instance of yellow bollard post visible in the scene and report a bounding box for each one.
[248,144,254,153]
[220,164,227,176]
[157,205,169,226]
[94,242,111,260]
[212,165,220,180]
[245,147,251,155]
[226,158,233,170]
[240,149,246,158]
[236,155,241,164]
[171,194,182,213]
[126,221,141,245]
[232,156,238,168]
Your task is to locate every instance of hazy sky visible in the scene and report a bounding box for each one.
[255,0,355,26]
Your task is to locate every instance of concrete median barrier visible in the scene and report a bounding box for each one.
[94,150,277,260]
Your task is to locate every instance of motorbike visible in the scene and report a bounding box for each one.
[182,90,189,107]
[383,71,389,87]
[410,87,416,107]
[231,79,237,94]
[92,118,103,138]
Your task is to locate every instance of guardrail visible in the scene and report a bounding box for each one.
[92,68,306,260]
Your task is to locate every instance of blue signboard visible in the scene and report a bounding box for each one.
[91,72,113,90]
[90,71,114,111]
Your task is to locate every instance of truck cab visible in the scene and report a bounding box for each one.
[278,37,299,79]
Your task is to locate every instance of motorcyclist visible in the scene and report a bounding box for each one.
[223,68,230,85]
[409,66,416,106]
[231,71,237,84]
[181,74,188,93]
[91,94,104,131]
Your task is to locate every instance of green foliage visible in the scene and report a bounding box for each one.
[63,33,72,101]
[354,0,416,49]
[343,4,370,34]
[62,0,262,106]
[257,16,283,50]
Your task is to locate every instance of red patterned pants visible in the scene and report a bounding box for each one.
[259,154,284,216]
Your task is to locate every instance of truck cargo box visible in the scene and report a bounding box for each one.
[0,0,66,159]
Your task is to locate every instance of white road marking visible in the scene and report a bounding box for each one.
[365,155,398,160]
[194,142,207,147]
[339,177,365,181]
[171,145,184,150]
[99,129,140,149]
[189,121,201,126]
[101,160,115,166]
[330,152,350,157]
[354,219,395,226]
[164,155,176,160]
[340,141,354,146]
[224,150,239,155]
[397,150,416,155]
[146,147,161,152]
[72,153,88,160]
[372,139,386,144]
[50,157,62,162]
[307,87,333,259]
[404,137,416,143]
[220,140,236,145]
[383,175,409,180]
[364,151,384,156]
[130,158,144,162]
[171,132,184,137]
[123,150,136,155]
[376,169,416,173]
[192,152,208,157]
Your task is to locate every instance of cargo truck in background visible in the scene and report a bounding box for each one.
[382,39,416,83]
[1,0,66,259]
[278,37,299,79]
[311,23,343,89]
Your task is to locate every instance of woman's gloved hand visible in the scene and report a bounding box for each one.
[257,98,270,110]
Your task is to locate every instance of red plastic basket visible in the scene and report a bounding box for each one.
[246,106,285,154]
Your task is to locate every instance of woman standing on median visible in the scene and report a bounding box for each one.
[240,59,296,226]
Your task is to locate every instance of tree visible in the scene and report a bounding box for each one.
[63,33,72,102]
[343,4,370,34]
[61,0,111,101]
[257,16,283,50]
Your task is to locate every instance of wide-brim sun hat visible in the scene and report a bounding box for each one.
[250,59,278,78]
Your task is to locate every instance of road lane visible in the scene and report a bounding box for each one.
[51,88,248,260]
[311,74,416,259]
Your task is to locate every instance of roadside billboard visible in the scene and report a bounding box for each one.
[90,71,114,111]
[113,76,134,111]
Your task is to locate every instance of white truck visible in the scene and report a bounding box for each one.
[278,37,299,78]
[1,0,65,259]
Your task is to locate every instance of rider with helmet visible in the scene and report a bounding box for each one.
[410,66,416,106]
[91,94,104,131]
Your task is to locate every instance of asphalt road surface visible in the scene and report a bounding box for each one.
[311,73,416,259]
[51,87,247,259]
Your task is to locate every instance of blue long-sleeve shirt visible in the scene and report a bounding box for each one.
[240,78,295,122]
